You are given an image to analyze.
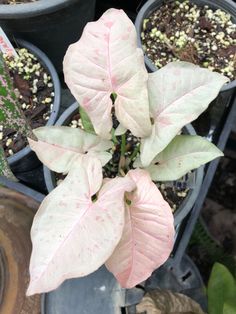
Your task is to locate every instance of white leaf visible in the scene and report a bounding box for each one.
[29,126,112,173]
[146,135,223,181]
[27,156,135,295]
[140,62,228,167]
[63,9,151,139]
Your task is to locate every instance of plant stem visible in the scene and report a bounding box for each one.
[111,128,118,144]
[121,134,126,156]
[119,168,126,177]
[118,134,126,175]
[130,143,140,161]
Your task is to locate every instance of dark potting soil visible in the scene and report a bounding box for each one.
[0,0,36,4]
[141,0,236,81]
[53,112,189,212]
[1,47,54,157]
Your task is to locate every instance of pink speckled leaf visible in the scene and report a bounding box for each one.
[63,9,151,139]
[140,62,228,167]
[28,126,112,173]
[105,169,175,288]
[146,135,223,181]
[27,156,135,295]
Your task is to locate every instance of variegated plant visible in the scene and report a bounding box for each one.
[0,52,34,180]
[27,9,227,295]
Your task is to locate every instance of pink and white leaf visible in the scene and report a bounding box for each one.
[140,62,228,167]
[146,135,223,181]
[28,126,112,173]
[27,156,135,296]
[105,169,175,288]
[63,9,151,139]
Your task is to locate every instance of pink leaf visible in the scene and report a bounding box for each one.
[27,156,135,295]
[28,126,112,173]
[63,9,151,139]
[105,169,175,288]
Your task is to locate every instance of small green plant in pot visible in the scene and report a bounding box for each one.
[26,9,227,295]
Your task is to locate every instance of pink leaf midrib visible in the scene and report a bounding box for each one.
[106,24,114,93]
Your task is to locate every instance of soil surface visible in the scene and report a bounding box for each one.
[1,47,54,157]
[54,111,190,213]
[0,0,36,4]
[141,0,236,81]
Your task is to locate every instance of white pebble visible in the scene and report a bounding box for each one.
[6,138,12,147]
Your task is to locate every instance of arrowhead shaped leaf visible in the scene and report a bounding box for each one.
[27,156,135,295]
[140,62,228,167]
[106,169,174,288]
[146,135,223,181]
[28,126,112,173]
[63,9,151,139]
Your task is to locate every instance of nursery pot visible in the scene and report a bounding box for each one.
[0,0,96,72]
[7,39,61,174]
[44,102,204,227]
[142,254,207,312]
[0,184,44,314]
[135,0,236,92]
[135,0,236,136]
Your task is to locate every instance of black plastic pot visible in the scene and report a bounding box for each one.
[135,0,236,139]
[41,254,206,314]
[7,39,61,174]
[143,254,207,312]
[135,0,236,91]
[0,175,45,204]
[44,102,204,227]
[0,0,96,72]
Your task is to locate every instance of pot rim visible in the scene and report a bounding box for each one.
[135,0,236,92]
[0,0,78,18]
[44,102,204,226]
[7,38,61,167]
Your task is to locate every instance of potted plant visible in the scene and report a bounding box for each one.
[26,9,226,296]
[0,38,60,174]
[0,0,96,71]
[43,102,203,228]
[135,0,236,136]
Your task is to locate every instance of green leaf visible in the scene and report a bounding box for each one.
[208,263,236,314]
[223,302,236,314]
[0,85,7,97]
[0,53,34,139]
[0,144,17,181]
[79,106,95,134]
[145,135,223,181]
